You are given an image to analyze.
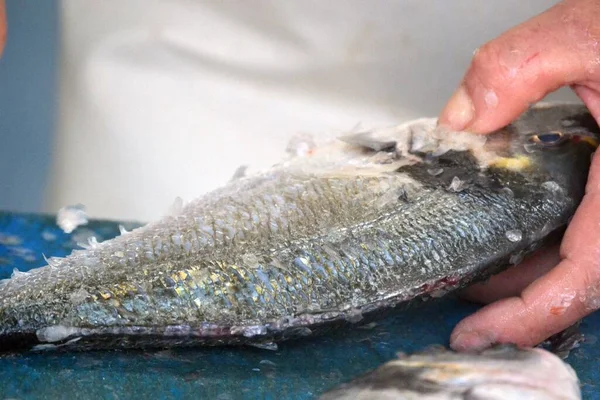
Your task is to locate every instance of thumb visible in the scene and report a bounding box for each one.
[438,0,600,134]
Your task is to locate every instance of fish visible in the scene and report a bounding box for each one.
[0,102,598,352]
[318,344,581,400]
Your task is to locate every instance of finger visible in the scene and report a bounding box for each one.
[459,245,560,305]
[572,83,600,118]
[438,0,600,133]
[450,183,600,351]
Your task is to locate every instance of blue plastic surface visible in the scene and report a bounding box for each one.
[0,211,599,399]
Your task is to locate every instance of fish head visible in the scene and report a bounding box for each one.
[514,102,599,156]
[319,345,581,400]
[485,103,599,202]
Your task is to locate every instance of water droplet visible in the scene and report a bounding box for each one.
[509,253,524,265]
[172,233,182,246]
[549,292,576,315]
[505,230,522,242]
[252,368,261,372]
[501,187,514,197]
[293,257,311,273]
[542,181,561,192]
[242,325,267,337]
[581,284,600,311]
[242,253,259,267]
[345,308,363,323]
[447,176,466,192]
[427,168,444,176]
[484,90,498,108]
[561,119,575,127]
[523,143,538,153]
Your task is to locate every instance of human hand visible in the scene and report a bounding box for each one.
[437,0,600,351]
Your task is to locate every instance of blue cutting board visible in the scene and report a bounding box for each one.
[0,211,598,399]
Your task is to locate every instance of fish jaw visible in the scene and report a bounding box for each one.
[0,102,598,352]
[318,345,581,400]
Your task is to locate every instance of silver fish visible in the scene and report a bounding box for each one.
[0,102,598,352]
[318,344,581,400]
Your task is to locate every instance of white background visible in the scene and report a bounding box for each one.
[17,0,577,221]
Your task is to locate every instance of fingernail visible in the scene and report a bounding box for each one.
[450,331,494,352]
[439,85,475,131]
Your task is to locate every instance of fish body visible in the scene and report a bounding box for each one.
[0,103,598,352]
[318,344,581,400]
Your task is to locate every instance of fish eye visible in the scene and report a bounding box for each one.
[528,131,565,147]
